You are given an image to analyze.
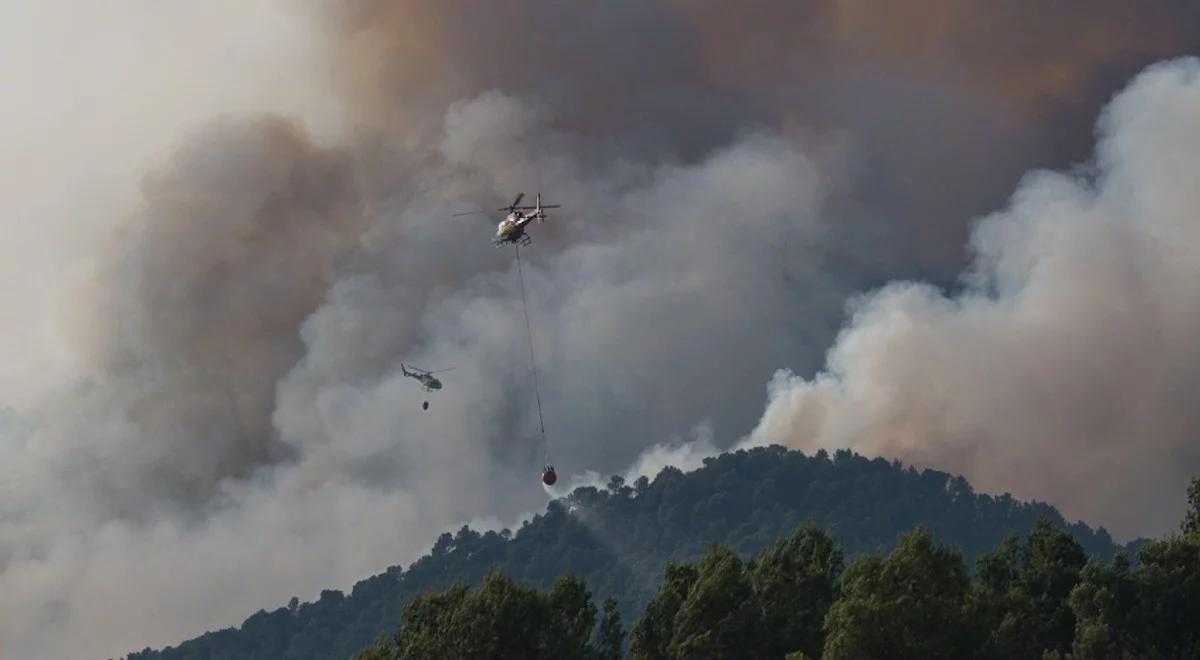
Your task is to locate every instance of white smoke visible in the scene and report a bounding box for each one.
[548,421,722,497]
[0,90,830,656]
[748,58,1200,539]
[623,421,722,483]
[1,2,1196,656]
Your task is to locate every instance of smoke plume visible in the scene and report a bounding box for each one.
[0,1,1196,657]
[750,59,1200,538]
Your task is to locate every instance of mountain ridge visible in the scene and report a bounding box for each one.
[125,446,1127,660]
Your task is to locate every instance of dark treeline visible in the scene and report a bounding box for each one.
[360,484,1200,659]
[126,447,1131,659]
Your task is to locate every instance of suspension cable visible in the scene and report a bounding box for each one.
[514,244,549,464]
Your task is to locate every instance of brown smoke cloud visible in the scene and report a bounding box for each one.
[1,1,1198,656]
[749,59,1200,539]
[668,0,1200,274]
[315,1,1200,288]
[67,116,367,513]
[330,0,1199,136]
[670,0,1198,107]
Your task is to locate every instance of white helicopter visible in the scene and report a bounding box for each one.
[454,193,561,247]
[401,363,453,410]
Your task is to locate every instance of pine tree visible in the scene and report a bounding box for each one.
[669,545,765,659]
[750,522,842,659]
[594,597,625,660]
[824,527,978,660]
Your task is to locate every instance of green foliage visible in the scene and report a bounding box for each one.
[975,518,1088,659]
[127,448,1126,660]
[750,523,842,659]
[629,563,698,660]
[389,583,469,659]
[1069,554,1139,659]
[354,571,616,660]
[1183,477,1200,538]
[632,525,841,660]
[823,527,979,659]
[669,546,765,659]
[151,469,1199,660]
[1127,534,1200,657]
[1065,533,1200,659]
[350,511,1199,660]
[594,597,625,660]
[547,574,602,658]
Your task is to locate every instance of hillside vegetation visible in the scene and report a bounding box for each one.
[126,447,1127,659]
[359,511,1200,659]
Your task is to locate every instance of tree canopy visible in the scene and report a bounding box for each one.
[355,571,617,660]
[125,447,1131,660]
[356,489,1200,660]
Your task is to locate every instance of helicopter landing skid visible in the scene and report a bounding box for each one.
[495,235,532,248]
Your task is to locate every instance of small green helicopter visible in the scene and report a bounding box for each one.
[401,363,453,410]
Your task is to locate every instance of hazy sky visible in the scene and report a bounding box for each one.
[1,2,1197,657]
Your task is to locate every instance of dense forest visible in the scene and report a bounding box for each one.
[358,500,1200,659]
[125,447,1132,659]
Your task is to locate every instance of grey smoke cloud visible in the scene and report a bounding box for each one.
[0,1,1197,657]
[1,92,834,658]
[93,116,362,510]
[326,0,1200,279]
[749,58,1200,540]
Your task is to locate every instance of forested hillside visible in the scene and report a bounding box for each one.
[125,447,1125,660]
[358,512,1200,659]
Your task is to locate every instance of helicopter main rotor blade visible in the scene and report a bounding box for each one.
[452,211,488,217]
[427,368,455,374]
[510,192,524,209]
